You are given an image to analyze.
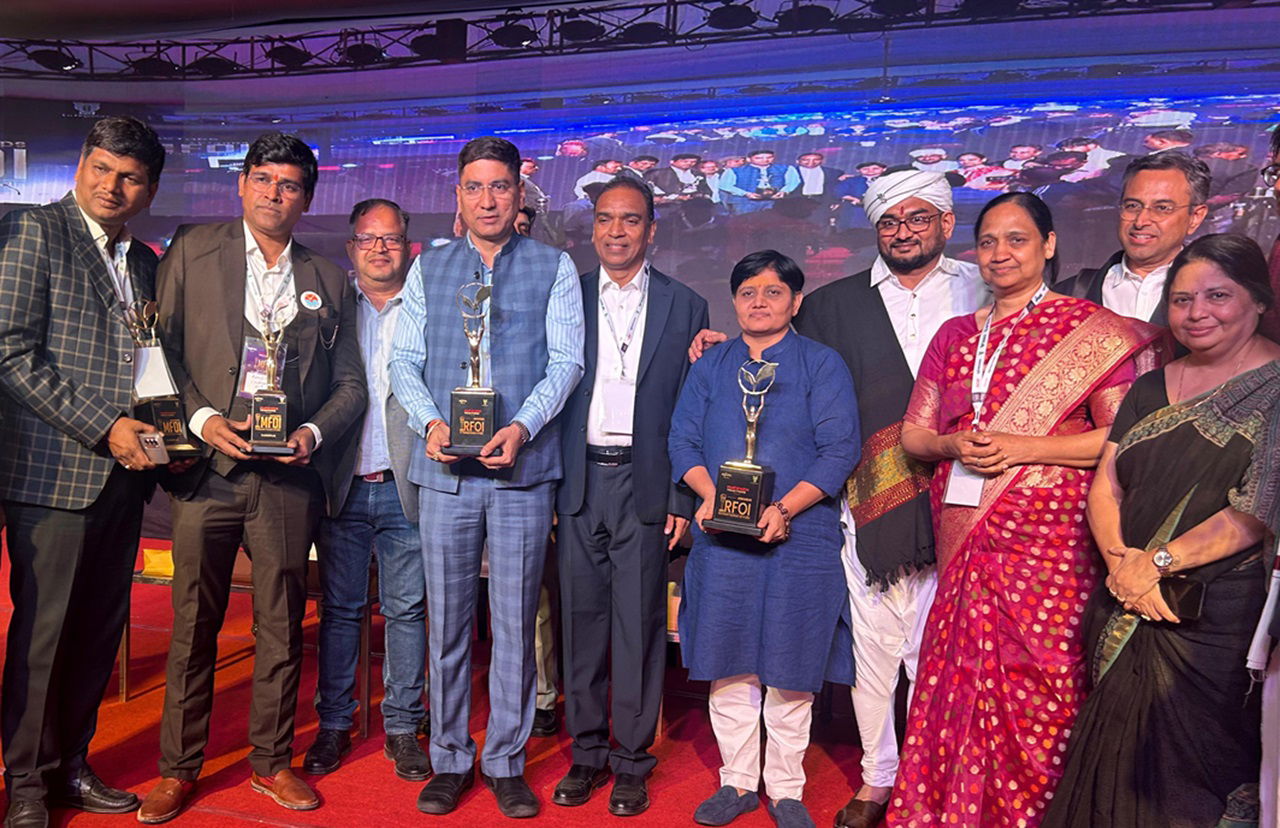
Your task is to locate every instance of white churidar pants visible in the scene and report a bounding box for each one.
[840,501,937,788]
[708,674,814,802]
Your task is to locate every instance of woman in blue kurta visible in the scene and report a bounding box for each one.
[669,250,859,828]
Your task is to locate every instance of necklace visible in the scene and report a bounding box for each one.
[1175,336,1254,403]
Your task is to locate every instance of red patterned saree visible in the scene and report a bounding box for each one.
[886,297,1161,828]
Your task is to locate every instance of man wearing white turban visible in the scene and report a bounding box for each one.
[907,148,957,174]
[800,170,985,828]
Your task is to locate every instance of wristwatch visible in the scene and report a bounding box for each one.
[1152,546,1176,577]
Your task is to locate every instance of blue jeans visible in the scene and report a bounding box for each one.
[316,478,426,735]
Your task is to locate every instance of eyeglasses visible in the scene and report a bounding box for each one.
[1118,199,1192,219]
[351,233,407,250]
[1261,164,1280,187]
[459,181,516,198]
[875,213,942,235]
[245,172,305,199]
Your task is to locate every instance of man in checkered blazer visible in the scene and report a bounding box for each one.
[0,116,167,828]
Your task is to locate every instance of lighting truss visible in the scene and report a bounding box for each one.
[0,0,1274,81]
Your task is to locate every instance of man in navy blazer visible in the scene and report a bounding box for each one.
[553,176,709,816]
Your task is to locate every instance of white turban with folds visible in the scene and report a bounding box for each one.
[862,170,954,225]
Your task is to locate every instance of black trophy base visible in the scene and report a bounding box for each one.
[249,391,295,457]
[704,462,775,538]
[444,386,499,457]
[137,396,201,457]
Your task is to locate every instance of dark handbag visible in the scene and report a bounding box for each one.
[1159,576,1205,622]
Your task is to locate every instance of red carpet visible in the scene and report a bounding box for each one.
[0,539,866,826]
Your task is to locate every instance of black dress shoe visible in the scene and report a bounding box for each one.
[3,800,48,828]
[608,772,650,817]
[833,795,888,828]
[551,764,611,807]
[483,773,539,818]
[416,768,474,815]
[385,732,432,781]
[302,728,351,775]
[53,767,139,814]
[530,706,558,737]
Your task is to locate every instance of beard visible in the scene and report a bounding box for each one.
[881,236,946,273]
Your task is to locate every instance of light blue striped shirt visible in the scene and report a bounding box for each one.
[389,233,584,441]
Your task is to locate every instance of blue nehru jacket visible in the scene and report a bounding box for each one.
[390,232,583,493]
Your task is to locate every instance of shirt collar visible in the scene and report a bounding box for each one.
[598,261,649,293]
[354,279,404,308]
[243,219,293,267]
[74,197,131,252]
[869,254,962,288]
[1111,255,1174,287]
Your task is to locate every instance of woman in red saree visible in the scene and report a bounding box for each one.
[889,193,1162,827]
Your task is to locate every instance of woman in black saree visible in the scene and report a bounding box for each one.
[1043,233,1280,828]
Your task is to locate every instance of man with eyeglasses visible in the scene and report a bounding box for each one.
[301,198,431,784]
[1260,132,1280,342]
[1056,152,1209,325]
[140,132,366,822]
[390,136,584,818]
[685,170,985,828]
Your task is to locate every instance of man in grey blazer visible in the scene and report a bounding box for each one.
[139,133,366,823]
[0,116,166,828]
[302,198,430,783]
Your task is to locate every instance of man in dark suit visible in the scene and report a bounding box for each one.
[645,154,710,204]
[138,132,366,823]
[0,116,167,828]
[794,151,845,204]
[552,176,708,816]
[1056,152,1209,325]
[301,198,430,782]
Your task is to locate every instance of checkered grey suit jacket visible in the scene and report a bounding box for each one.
[0,193,159,510]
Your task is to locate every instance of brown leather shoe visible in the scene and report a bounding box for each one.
[833,794,888,828]
[136,778,196,824]
[249,769,320,811]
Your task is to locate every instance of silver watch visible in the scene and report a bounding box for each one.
[1152,546,1175,577]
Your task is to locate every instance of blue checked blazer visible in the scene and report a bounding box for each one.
[0,193,159,510]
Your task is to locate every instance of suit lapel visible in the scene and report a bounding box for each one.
[221,223,248,365]
[63,197,125,318]
[636,269,673,385]
[291,246,320,387]
[582,274,599,388]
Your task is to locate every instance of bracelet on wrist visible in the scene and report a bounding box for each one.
[512,421,531,444]
[771,500,792,536]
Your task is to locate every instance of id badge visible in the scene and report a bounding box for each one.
[236,336,288,399]
[943,461,985,507]
[133,344,178,399]
[599,376,635,435]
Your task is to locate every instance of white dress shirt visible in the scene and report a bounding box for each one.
[798,165,825,196]
[869,254,987,377]
[353,283,402,476]
[586,264,649,446]
[75,201,135,309]
[1101,258,1171,322]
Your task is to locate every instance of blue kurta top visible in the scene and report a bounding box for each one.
[669,329,860,692]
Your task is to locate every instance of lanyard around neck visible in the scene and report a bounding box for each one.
[970,282,1049,429]
[599,266,648,379]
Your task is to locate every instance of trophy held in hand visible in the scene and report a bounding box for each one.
[126,299,200,457]
[703,359,778,537]
[443,279,499,457]
[248,310,293,455]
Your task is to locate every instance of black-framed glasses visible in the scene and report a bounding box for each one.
[351,233,407,250]
[1261,163,1280,188]
[875,212,941,235]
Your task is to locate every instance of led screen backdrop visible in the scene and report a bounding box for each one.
[2,92,1277,329]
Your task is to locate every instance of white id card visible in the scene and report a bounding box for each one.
[236,336,288,400]
[943,461,986,507]
[133,345,178,399]
[599,376,635,434]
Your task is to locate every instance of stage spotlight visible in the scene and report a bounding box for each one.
[707,2,759,29]
[959,0,1023,17]
[410,19,468,62]
[492,20,537,48]
[559,15,605,41]
[620,21,670,43]
[870,0,926,15]
[775,4,835,30]
[187,55,238,76]
[341,40,386,66]
[28,47,81,72]
[266,42,312,68]
[129,53,179,76]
